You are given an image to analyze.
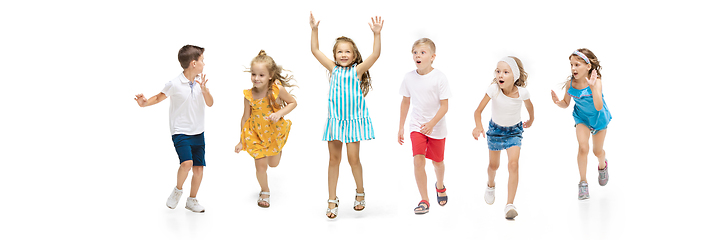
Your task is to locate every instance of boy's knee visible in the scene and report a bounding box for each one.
[192,166,204,173]
[180,160,193,170]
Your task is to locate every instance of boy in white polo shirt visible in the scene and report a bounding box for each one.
[134,45,214,213]
[398,38,451,214]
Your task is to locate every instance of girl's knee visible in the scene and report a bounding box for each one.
[508,161,519,172]
[578,144,590,155]
[488,162,500,171]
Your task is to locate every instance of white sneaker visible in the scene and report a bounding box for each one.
[166,187,183,209]
[484,185,495,205]
[185,197,205,213]
[504,204,518,219]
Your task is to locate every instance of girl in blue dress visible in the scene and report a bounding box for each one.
[309,12,383,219]
[552,48,612,200]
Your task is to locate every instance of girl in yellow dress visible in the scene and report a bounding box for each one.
[235,50,297,208]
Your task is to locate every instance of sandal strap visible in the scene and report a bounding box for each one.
[418,200,430,207]
[259,192,271,196]
[328,198,339,204]
[436,187,446,193]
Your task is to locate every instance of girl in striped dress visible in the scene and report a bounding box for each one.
[310,12,383,219]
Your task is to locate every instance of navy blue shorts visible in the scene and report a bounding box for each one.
[486,120,523,151]
[172,132,206,166]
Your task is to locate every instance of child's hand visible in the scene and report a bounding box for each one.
[551,90,562,105]
[586,70,598,87]
[398,128,404,145]
[234,142,243,153]
[420,122,435,135]
[523,119,533,128]
[368,16,383,34]
[472,126,485,140]
[134,93,147,107]
[309,12,320,29]
[265,112,282,122]
[197,74,209,92]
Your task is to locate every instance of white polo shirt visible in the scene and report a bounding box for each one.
[486,84,530,127]
[399,69,452,139]
[161,73,205,135]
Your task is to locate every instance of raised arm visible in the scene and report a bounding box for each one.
[551,81,572,109]
[198,74,213,107]
[134,92,166,107]
[310,12,335,71]
[356,16,383,77]
[587,70,603,111]
[472,94,492,140]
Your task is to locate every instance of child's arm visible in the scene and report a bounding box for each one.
[523,99,535,128]
[551,81,572,109]
[235,98,252,153]
[398,96,410,145]
[419,99,448,136]
[310,12,335,72]
[266,84,297,122]
[134,92,167,107]
[472,94,491,140]
[198,74,213,107]
[356,16,383,77]
[586,70,603,111]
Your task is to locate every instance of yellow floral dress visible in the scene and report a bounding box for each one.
[240,84,292,159]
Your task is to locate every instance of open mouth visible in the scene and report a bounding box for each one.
[416,60,421,64]
[499,80,505,84]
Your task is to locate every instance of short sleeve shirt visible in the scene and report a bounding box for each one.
[399,69,452,139]
[486,84,530,127]
[161,73,206,135]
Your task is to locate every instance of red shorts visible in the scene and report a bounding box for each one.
[410,131,446,162]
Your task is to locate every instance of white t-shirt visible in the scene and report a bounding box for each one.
[486,84,530,127]
[399,69,452,139]
[161,73,206,135]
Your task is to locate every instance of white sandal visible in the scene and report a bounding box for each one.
[354,191,366,211]
[326,198,339,219]
[257,191,270,208]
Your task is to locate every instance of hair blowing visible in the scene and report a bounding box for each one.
[564,48,602,89]
[493,56,528,88]
[249,50,297,108]
[333,36,372,97]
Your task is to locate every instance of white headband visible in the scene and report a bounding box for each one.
[499,57,520,81]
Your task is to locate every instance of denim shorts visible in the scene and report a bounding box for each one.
[486,120,523,151]
[171,132,206,166]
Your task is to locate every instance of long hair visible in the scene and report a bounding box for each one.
[248,50,297,108]
[333,36,372,97]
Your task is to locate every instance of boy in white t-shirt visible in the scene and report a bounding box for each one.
[398,38,451,214]
[134,45,214,213]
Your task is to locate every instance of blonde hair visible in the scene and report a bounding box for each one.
[333,36,372,97]
[247,50,297,108]
[493,56,528,87]
[411,38,436,54]
[565,48,602,88]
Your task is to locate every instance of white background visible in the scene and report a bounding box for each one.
[2,0,718,239]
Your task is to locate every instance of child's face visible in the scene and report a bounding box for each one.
[570,56,592,80]
[412,44,435,71]
[495,61,514,89]
[193,54,205,73]
[334,42,355,67]
[250,62,272,90]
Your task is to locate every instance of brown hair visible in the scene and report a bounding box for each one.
[493,56,528,87]
[411,38,436,54]
[333,36,372,97]
[248,50,297,108]
[178,45,204,69]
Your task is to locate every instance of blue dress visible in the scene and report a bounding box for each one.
[568,86,612,134]
[322,64,375,142]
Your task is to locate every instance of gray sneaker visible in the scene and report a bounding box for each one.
[578,181,589,200]
[166,187,183,209]
[598,159,609,186]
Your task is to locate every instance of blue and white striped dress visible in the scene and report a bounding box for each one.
[322,64,375,143]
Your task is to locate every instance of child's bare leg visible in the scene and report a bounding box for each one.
[506,146,521,205]
[176,160,193,190]
[327,141,342,217]
[267,152,282,168]
[575,124,592,182]
[432,160,446,205]
[592,130,607,169]
[487,151,501,187]
[414,155,429,202]
[189,166,203,198]
[254,157,270,207]
[346,142,365,210]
